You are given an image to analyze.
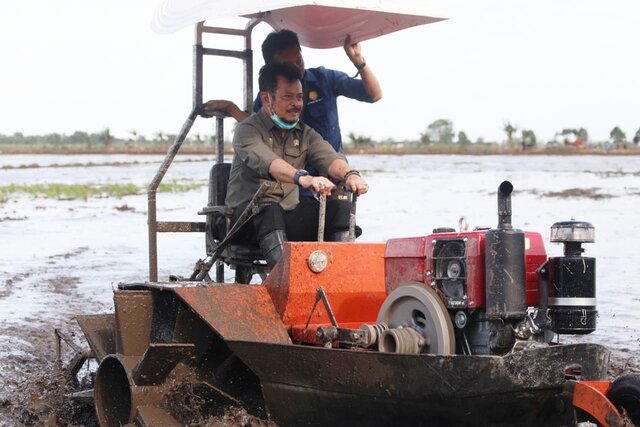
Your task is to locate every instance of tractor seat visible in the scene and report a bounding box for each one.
[199,162,270,283]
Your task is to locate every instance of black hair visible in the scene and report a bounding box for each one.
[262,29,301,63]
[258,62,302,93]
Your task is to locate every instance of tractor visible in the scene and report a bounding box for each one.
[56,1,640,426]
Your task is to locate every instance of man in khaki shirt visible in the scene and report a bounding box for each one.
[225,62,369,268]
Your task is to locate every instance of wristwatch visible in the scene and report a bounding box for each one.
[293,169,309,186]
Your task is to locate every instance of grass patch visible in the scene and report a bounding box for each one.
[158,181,203,193]
[0,180,205,202]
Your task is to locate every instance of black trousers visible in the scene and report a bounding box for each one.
[231,198,350,245]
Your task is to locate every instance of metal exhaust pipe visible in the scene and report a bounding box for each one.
[497,180,514,229]
[485,181,526,320]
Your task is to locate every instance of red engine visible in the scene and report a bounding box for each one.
[380,181,597,356]
[385,230,547,310]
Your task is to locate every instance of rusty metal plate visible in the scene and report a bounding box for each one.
[114,290,153,357]
[132,343,195,386]
[76,314,116,362]
[174,284,291,344]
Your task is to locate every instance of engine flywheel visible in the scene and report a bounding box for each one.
[377,283,455,355]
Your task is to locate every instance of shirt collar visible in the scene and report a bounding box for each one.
[303,67,317,84]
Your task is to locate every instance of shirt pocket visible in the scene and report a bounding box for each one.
[284,143,308,169]
[305,97,326,119]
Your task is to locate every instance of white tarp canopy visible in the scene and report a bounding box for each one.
[151,0,448,49]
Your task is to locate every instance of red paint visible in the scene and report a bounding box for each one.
[385,230,547,309]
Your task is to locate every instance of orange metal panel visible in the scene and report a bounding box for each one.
[579,380,612,395]
[573,381,621,427]
[264,242,387,327]
[174,285,291,344]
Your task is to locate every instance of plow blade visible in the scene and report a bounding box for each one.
[114,290,153,356]
[132,343,195,386]
[76,314,116,363]
[228,341,611,426]
[88,282,283,426]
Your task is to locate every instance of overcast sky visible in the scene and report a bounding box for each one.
[1,0,639,143]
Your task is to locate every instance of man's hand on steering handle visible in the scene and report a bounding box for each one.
[346,175,369,196]
[299,175,335,196]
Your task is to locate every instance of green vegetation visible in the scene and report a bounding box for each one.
[0,180,204,203]
[420,119,455,145]
[344,119,640,154]
[346,133,376,148]
[610,127,626,144]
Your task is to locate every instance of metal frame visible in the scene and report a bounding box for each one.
[147,18,261,282]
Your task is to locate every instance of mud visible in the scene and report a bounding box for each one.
[114,204,136,212]
[167,380,274,427]
[0,216,27,222]
[0,320,96,426]
[0,271,274,426]
[524,187,616,200]
[0,313,274,426]
[1,273,27,298]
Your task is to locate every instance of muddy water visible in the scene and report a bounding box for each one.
[1,153,639,425]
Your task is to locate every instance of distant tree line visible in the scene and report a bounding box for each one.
[2,121,640,151]
[348,119,640,150]
[0,128,220,148]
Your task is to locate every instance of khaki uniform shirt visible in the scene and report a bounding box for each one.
[225,108,343,211]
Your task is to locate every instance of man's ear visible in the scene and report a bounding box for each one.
[259,91,271,108]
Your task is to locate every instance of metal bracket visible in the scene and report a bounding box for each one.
[190,182,270,281]
[54,328,93,380]
[300,287,339,345]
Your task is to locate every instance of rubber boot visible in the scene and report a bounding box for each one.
[327,230,350,242]
[259,229,287,268]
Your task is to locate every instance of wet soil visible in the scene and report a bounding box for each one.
[0,291,275,427]
[0,320,96,427]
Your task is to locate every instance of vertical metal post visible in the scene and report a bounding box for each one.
[243,19,260,113]
[215,115,225,282]
[148,111,198,282]
[348,194,358,242]
[215,116,225,164]
[317,195,327,242]
[148,189,158,281]
[194,23,204,110]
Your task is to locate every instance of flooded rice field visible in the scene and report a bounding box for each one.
[1,153,639,425]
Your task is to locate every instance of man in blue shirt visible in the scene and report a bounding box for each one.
[254,29,383,154]
[206,29,382,199]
